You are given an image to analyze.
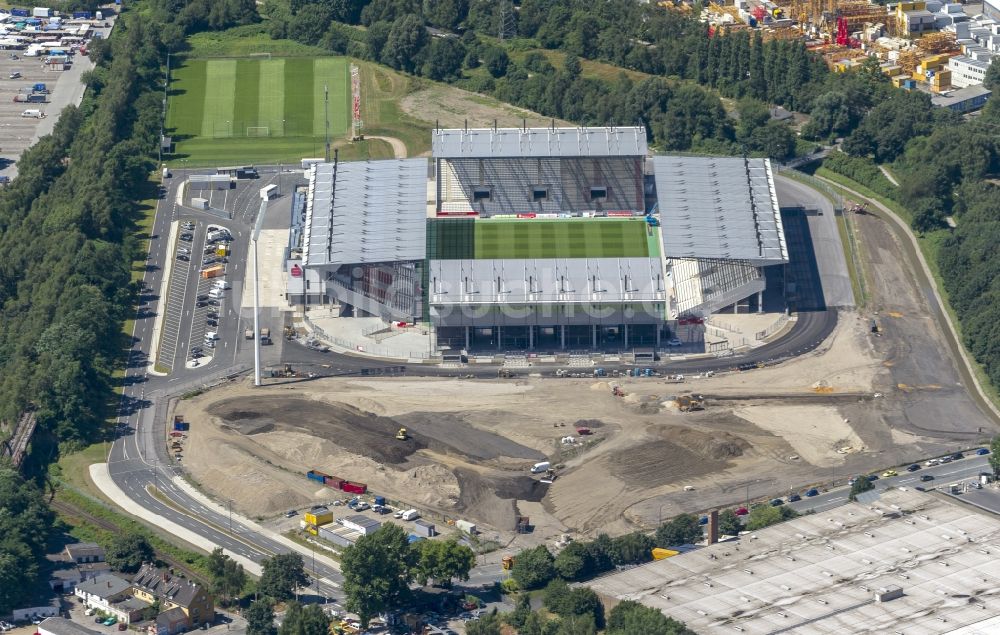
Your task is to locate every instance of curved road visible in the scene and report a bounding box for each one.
[107,166,840,601]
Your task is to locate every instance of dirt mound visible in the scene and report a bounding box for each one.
[209,396,424,465]
[575,419,606,429]
[454,468,547,531]
[607,439,725,487]
[396,411,545,462]
[671,427,750,460]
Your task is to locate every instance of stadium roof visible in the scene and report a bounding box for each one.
[653,155,788,265]
[428,257,666,305]
[588,489,1000,635]
[303,159,427,268]
[431,126,647,159]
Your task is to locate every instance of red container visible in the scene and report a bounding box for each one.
[323,476,344,489]
[342,481,367,495]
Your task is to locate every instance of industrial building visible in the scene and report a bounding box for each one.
[301,126,788,354]
[588,489,1000,634]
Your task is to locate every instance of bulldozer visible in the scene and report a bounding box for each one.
[676,394,705,412]
[395,427,408,441]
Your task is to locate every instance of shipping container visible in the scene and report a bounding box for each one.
[323,476,345,490]
[455,520,477,535]
[411,519,436,538]
[342,481,367,495]
[306,470,328,483]
[172,416,189,431]
[11,8,30,17]
[374,496,386,506]
[72,11,93,19]
[200,265,224,279]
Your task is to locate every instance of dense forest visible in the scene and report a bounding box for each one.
[0,7,175,451]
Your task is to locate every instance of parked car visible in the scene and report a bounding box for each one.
[206,319,218,327]
[196,294,208,301]
[182,222,195,230]
[117,624,126,631]
[867,474,879,482]
[179,233,193,242]
[770,498,784,506]
[206,312,219,320]
[925,459,940,466]
[977,448,990,455]
[177,254,189,261]
[805,488,819,497]
[207,299,220,306]
[195,301,208,308]
[921,474,935,482]
[907,464,921,472]
[698,515,708,525]
[8,71,21,79]
[285,510,297,518]
[952,452,964,460]
[788,493,801,502]
[667,338,683,346]
[882,470,897,478]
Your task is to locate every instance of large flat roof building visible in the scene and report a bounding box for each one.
[300,126,789,353]
[588,489,1000,634]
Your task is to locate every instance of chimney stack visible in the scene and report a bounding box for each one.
[707,510,720,545]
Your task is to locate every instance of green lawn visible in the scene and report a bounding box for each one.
[428,218,651,259]
[167,56,351,165]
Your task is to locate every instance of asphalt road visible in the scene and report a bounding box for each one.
[784,453,993,515]
[107,166,848,602]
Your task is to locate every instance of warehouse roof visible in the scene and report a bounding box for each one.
[431,126,647,159]
[653,155,788,265]
[428,257,666,305]
[343,514,381,529]
[588,489,1000,634]
[38,618,102,635]
[303,159,427,268]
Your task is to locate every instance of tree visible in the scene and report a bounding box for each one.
[482,45,510,78]
[990,437,1000,477]
[288,4,334,45]
[105,532,154,573]
[608,532,654,566]
[278,601,330,635]
[246,599,276,635]
[717,509,742,537]
[510,545,555,590]
[381,15,428,74]
[544,580,604,628]
[0,467,52,615]
[412,539,475,587]
[423,37,466,81]
[207,548,247,604]
[849,476,875,501]
[466,610,502,635]
[258,553,309,601]
[746,504,799,530]
[606,600,695,635]
[655,514,702,548]
[341,523,415,628]
[553,541,593,581]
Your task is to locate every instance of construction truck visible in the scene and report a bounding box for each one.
[676,394,705,412]
[260,327,271,345]
[501,555,514,570]
[245,327,254,340]
[498,368,514,378]
[395,427,408,441]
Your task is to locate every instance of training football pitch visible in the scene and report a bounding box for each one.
[166,56,351,165]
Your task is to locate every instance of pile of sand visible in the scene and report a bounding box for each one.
[734,404,864,467]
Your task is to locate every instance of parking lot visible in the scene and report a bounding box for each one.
[156,221,236,371]
[0,20,110,180]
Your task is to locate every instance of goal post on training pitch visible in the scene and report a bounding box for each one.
[246,126,270,137]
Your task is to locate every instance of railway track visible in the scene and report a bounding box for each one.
[50,497,209,586]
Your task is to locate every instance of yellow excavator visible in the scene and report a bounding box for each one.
[395,427,408,441]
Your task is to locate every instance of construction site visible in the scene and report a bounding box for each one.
[173,312,966,546]
[695,0,991,98]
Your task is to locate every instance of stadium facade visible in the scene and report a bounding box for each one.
[301,126,788,353]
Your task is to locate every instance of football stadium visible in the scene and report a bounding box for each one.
[300,126,788,353]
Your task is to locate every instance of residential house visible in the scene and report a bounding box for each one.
[151,608,189,635]
[74,573,132,613]
[131,564,214,629]
[65,543,106,565]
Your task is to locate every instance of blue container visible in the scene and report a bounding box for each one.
[374,496,386,506]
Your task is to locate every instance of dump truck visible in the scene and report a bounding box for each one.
[13,93,46,103]
[260,327,271,345]
[244,327,254,340]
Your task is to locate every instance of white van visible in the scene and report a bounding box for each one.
[204,331,218,341]
[530,461,551,474]
[400,509,420,521]
[21,109,44,118]
[208,288,224,299]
